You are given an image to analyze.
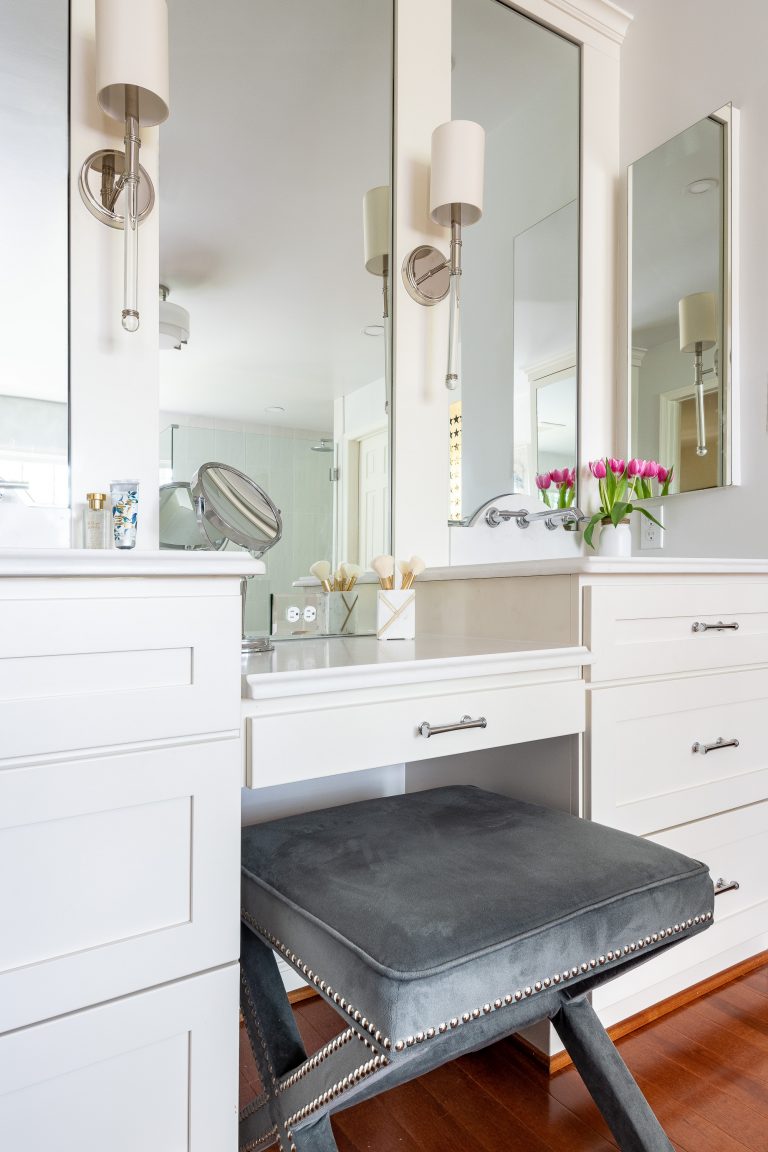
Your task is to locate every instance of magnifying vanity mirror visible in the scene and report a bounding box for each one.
[628,105,735,493]
[158,0,393,640]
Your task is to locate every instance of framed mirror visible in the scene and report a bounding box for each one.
[628,105,735,494]
[158,0,393,636]
[448,0,580,524]
[0,1,69,513]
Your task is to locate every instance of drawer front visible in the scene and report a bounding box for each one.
[0,964,238,1152]
[586,580,768,683]
[593,801,768,1022]
[0,588,241,757]
[0,739,240,1032]
[589,669,768,835]
[247,678,585,788]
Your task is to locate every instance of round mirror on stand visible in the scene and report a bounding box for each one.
[159,462,282,652]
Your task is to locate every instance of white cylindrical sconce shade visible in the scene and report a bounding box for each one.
[679,292,717,352]
[430,120,485,227]
[96,0,170,125]
[363,186,390,276]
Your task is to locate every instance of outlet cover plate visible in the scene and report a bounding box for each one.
[640,504,664,550]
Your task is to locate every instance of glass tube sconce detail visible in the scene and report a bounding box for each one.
[78,0,170,333]
[402,120,485,390]
[678,291,717,457]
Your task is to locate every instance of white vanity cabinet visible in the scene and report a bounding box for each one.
[583,571,768,1028]
[0,552,261,1151]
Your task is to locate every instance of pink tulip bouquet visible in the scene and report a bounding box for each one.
[535,467,576,509]
[583,457,671,549]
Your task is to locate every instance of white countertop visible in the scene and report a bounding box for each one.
[0,548,266,577]
[420,557,768,580]
[242,634,590,698]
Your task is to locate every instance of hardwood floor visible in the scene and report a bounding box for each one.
[240,964,768,1151]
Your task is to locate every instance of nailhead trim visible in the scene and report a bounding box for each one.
[390,911,712,1053]
[241,1123,279,1152]
[240,966,278,1086]
[283,1056,387,1130]
[279,1029,355,1093]
[241,909,392,1051]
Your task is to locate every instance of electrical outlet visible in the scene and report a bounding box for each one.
[640,504,664,550]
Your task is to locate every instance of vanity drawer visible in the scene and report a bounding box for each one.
[585,580,768,683]
[0,583,241,756]
[589,668,768,835]
[593,800,768,1025]
[0,738,240,1033]
[246,677,585,788]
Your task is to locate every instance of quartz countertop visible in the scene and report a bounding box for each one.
[242,634,590,698]
[419,557,768,580]
[0,548,266,577]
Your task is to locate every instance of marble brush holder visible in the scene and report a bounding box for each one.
[376,589,416,640]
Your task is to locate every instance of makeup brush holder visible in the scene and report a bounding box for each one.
[377,589,416,640]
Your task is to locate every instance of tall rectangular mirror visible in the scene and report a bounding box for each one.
[0,1,69,511]
[158,0,393,635]
[628,105,735,494]
[450,0,580,523]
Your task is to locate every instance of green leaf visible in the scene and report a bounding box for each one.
[610,501,631,525]
[583,513,602,549]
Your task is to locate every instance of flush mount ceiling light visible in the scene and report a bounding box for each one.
[79,0,169,334]
[402,120,485,390]
[363,324,385,337]
[686,177,719,195]
[264,406,285,415]
[159,285,189,349]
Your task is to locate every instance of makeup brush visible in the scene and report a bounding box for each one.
[397,560,410,589]
[334,564,347,592]
[401,555,425,590]
[309,560,332,592]
[344,563,362,592]
[371,554,395,589]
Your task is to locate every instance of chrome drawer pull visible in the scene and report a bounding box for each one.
[418,715,487,739]
[692,737,740,755]
[691,620,739,632]
[714,877,740,896]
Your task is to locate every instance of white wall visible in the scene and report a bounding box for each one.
[621,0,768,556]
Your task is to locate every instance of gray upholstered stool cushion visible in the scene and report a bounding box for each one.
[241,785,713,1056]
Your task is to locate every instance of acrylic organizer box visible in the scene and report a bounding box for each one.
[376,589,416,640]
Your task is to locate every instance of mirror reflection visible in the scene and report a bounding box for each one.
[629,107,732,493]
[158,0,392,636]
[0,0,68,508]
[450,0,579,522]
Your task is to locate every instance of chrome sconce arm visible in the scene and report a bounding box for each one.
[79,0,169,334]
[679,292,718,458]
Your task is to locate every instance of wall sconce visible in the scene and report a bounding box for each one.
[363,186,390,319]
[402,120,485,390]
[678,291,717,457]
[78,0,169,333]
[159,285,190,350]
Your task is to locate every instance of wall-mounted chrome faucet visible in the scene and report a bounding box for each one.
[485,505,587,531]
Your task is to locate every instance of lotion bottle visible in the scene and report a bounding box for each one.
[84,492,109,549]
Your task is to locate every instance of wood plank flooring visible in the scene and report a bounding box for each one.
[240,964,768,1151]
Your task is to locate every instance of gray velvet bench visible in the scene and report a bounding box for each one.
[240,785,714,1152]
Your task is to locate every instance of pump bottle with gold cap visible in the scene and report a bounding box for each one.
[84,492,109,549]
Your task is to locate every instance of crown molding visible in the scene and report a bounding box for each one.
[541,0,634,46]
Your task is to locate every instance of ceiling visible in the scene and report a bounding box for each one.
[159,0,392,431]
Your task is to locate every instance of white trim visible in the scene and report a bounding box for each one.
[540,0,633,45]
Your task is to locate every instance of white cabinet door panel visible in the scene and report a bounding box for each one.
[589,669,768,834]
[0,965,239,1152]
[0,591,241,757]
[586,581,768,683]
[0,739,240,1032]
